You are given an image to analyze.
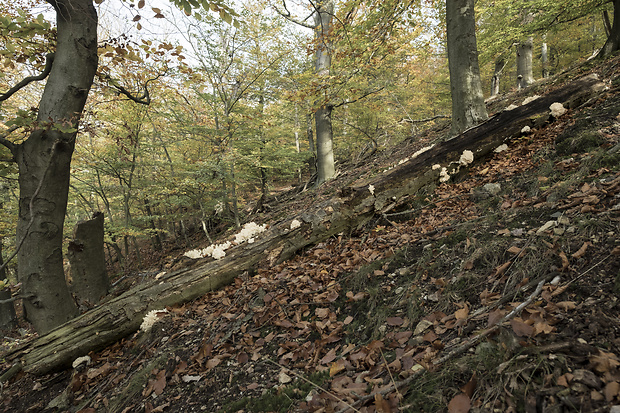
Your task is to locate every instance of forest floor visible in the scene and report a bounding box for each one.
[1,56,620,412]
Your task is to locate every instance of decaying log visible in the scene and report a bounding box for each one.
[1,74,605,376]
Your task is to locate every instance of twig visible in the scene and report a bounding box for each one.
[399,114,451,124]
[380,348,402,401]
[0,53,55,102]
[0,294,35,305]
[265,358,361,413]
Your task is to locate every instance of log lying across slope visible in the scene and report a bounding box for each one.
[2,74,604,376]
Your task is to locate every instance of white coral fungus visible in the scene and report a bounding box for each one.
[290,219,301,230]
[521,126,531,134]
[459,150,474,166]
[140,309,168,332]
[368,184,375,195]
[184,249,204,259]
[234,222,267,245]
[439,167,450,183]
[505,104,519,111]
[522,95,540,105]
[432,164,441,170]
[550,102,567,118]
[184,223,266,260]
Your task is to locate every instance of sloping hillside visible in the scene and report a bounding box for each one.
[1,57,619,413]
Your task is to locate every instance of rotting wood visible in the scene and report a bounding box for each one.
[0,74,605,377]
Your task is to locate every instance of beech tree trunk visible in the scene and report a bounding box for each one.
[68,212,109,305]
[517,37,535,89]
[0,237,16,331]
[314,0,336,184]
[542,38,550,78]
[2,74,604,377]
[598,0,620,58]
[491,58,506,97]
[446,0,488,137]
[11,0,98,334]
[315,105,335,184]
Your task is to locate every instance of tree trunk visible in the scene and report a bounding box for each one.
[0,236,17,331]
[67,212,109,306]
[491,58,506,97]
[517,37,535,89]
[315,105,336,184]
[2,74,604,376]
[541,37,550,78]
[598,0,620,58]
[306,112,316,176]
[12,0,98,334]
[143,199,163,251]
[446,0,488,136]
[314,0,336,185]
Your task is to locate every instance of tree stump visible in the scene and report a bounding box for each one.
[67,212,109,306]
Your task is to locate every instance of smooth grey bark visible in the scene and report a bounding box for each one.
[598,0,620,58]
[67,212,109,305]
[11,0,98,334]
[315,105,335,182]
[314,0,336,184]
[446,0,488,137]
[517,37,535,89]
[491,58,506,97]
[541,37,550,78]
[0,236,17,330]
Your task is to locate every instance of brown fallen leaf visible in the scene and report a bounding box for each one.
[448,393,471,413]
[559,251,569,272]
[507,246,522,255]
[571,242,590,258]
[487,309,505,327]
[604,381,620,402]
[320,348,337,365]
[493,261,512,278]
[455,305,469,320]
[386,316,405,326]
[461,373,477,398]
[511,318,534,337]
[375,393,393,413]
[329,359,346,376]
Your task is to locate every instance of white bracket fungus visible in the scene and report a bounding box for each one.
[290,219,301,230]
[459,150,474,166]
[494,144,508,153]
[550,102,567,118]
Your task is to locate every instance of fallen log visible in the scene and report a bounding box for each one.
[1,74,604,376]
